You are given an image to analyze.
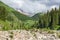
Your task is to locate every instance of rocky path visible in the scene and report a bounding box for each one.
[0,30,60,40]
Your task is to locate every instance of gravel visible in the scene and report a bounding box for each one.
[0,30,60,40]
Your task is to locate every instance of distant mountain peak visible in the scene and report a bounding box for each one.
[16,8,31,16]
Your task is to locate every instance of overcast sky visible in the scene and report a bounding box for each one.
[0,0,60,16]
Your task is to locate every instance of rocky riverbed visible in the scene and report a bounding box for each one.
[0,30,60,40]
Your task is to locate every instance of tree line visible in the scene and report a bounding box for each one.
[0,6,8,21]
[37,7,60,30]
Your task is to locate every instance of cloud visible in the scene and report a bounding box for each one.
[0,0,60,16]
[21,1,47,12]
[18,0,48,16]
[12,0,24,7]
[0,0,24,8]
[50,5,59,9]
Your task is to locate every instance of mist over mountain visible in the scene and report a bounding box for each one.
[16,8,34,17]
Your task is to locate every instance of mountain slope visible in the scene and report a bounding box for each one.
[32,13,43,20]
[0,1,32,21]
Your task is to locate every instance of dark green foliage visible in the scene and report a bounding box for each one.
[0,6,8,21]
[35,7,60,30]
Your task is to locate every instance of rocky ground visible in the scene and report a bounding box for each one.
[0,30,60,40]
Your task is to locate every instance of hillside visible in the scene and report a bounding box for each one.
[0,1,36,30]
[32,13,43,20]
[0,1,32,21]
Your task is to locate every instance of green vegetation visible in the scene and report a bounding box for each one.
[36,7,60,30]
[0,1,35,30]
[0,6,8,21]
[0,1,60,31]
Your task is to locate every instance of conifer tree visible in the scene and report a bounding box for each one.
[0,6,8,21]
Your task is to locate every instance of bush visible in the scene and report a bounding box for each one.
[47,30,54,34]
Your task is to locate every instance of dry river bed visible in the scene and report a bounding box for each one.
[0,30,60,40]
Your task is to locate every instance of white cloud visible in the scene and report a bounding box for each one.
[50,5,59,9]
[12,0,24,7]
[0,0,24,8]
[49,5,59,10]
[19,1,48,16]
